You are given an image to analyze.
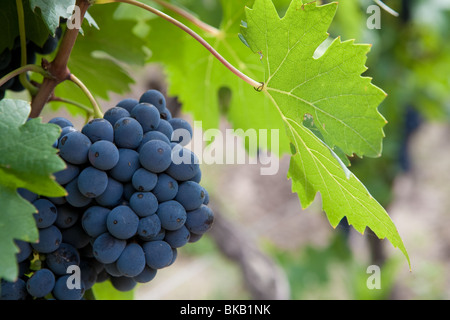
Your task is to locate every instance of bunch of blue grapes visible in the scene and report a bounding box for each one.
[1,89,214,300]
[0,29,62,100]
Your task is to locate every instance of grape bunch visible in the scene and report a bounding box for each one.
[1,89,214,300]
[0,29,62,100]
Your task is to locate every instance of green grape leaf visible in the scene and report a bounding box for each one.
[241,0,387,158]
[145,0,289,154]
[0,99,66,281]
[30,0,98,35]
[0,0,49,52]
[241,0,408,264]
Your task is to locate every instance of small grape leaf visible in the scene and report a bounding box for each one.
[0,99,66,281]
[241,0,409,264]
[30,0,99,35]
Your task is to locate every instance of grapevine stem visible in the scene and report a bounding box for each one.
[95,0,264,91]
[49,96,94,116]
[30,0,91,118]
[373,0,399,17]
[0,64,48,88]
[69,74,103,118]
[152,0,220,36]
[15,0,39,95]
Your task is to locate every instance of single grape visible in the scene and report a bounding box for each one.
[88,140,120,171]
[49,117,73,128]
[32,198,58,228]
[77,166,108,198]
[155,119,173,140]
[164,225,190,248]
[116,243,146,277]
[103,106,130,126]
[17,188,38,203]
[106,205,139,240]
[81,118,114,143]
[58,131,91,165]
[131,168,157,192]
[65,178,92,208]
[46,243,80,275]
[139,89,166,113]
[54,205,80,229]
[133,266,157,283]
[0,279,28,300]
[185,205,214,235]
[104,263,123,277]
[156,200,186,231]
[167,146,200,181]
[116,98,139,113]
[92,232,126,264]
[14,240,32,263]
[169,118,192,146]
[139,140,172,173]
[130,192,158,217]
[142,240,173,269]
[138,130,171,151]
[47,196,67,206]
[202,187,210,205]
[175,181,205,211]
[110,276,137,292]
[31,225,62,253]
[95,177,124,207]
[188,232,203,243]
[160,107,172,121]
[52,275,85,300]
[81,206,110,238]
[190,170,202,183]
[59,126,77,140]
[113,117,143,149]
[131,102,160,132]
[110,148,140,182]
[137,214,162,240]
[53,163,80,185]
[152,173,178,202]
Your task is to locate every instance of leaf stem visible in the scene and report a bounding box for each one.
[373,0,399,17]
[15,0,39,95]
[0,64,48,88]
[152,0,220,36]
[96,0,264,91]
[69,74,103,118]
[49,96,94,116]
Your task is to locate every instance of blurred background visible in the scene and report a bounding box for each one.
[38,0,450,300]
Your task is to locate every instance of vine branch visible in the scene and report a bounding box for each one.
[95,0,264,91]
[30,0,91,118]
